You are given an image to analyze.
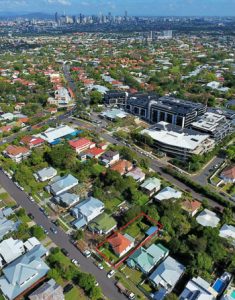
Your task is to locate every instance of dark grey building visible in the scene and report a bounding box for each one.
[126,94,206,128]
[104,90,127,107]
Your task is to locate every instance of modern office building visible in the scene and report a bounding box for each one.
[191,112,234,142]
[104,90,127,107]
[126,94,206,128]
[142,121,214,159]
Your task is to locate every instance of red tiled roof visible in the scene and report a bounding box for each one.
[221,165,235,180]
[181,200,201,213]
[85,147,105,157]
[110,160,133,175]
[6,145,29,156]
[69,138,93,149]
[108,233,132,255]
[20,136,45,146]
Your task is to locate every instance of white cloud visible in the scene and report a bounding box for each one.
[47,0,71,5]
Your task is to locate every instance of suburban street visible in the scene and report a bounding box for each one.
[68,117,228,209]
[192,155,226,186]
[0,170,126,300]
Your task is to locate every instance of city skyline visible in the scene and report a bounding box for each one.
[0,0,235,17]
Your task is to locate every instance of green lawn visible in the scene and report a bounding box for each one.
[104,197,122,211]
[65,286,87,300]
[100,247,119,264]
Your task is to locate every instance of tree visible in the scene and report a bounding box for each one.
[30,225,45,241]
[222,207,233,224]
[46,143,76,170]
[48,268,60,282]
[78,273,96,292]
[73,229,84,241]
[90,91,103,105]
[196,252,213,272]
[90,286,102,300]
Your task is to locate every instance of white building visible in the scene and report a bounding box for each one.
[154,187,182,202]
[180,276,217,300]
[142,122,214,159]
[219,224,235,246]
[196,209,220,228]
[36,125,77,144]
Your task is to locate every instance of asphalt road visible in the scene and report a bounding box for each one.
[192,155,226,186]
[0,170,126,300]
[0,110,73,147]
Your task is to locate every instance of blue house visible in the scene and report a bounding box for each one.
[71,197,104,229]
[0,245,49,300]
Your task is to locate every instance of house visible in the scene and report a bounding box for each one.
[36,125,77,145]
[154,187,182,202]
[3,145,31,163]
[180,276,217,300]
[219,224,235,246]
[0,215,20,241]
[0,113,14,122]
[149,256,185,296]
[110,160,133,175]
[46,174,78,196]
[100,109,128,121]
[20,136,45,149]
[29,279,64,300]
[140,177,161,197]
[126,167,146,183]
[127,243,169,274]
[0,245,49,300]
[69,138,95,154]
[71,197,104,229]
[24,237,41,252]
[220,165,235,183]
[84,147,105,159]
[34,167,57,182]
[181,200,202,217]
[196,209,220,228]
[55,193,80,208]
[108,233,134,257]
[88,213,117,235]
[100,150,120,167]
[0,238,24,267]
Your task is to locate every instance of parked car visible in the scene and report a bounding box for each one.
[71,259,80,266]
[63,284,73,293]
[50,227,58,234]
[107,270,115,278]
[97,263,104,270]
[61,248,69,256]
[83,250,91,258]
[116,281,135,299]
[28,213,34,220]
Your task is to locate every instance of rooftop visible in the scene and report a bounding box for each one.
[142,122,210,151]
[196,209,220,228]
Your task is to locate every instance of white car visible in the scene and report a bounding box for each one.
[71,259,80,266]
[97,263,104,270]
[29,196,35,202]
[107,270,115,278]
[83,250,91,258]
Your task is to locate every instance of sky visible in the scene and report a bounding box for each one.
[0,0,235,16]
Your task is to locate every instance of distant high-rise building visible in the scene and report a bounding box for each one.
[125,10,128,20]
[163,30,173,39]
[55,12,59,23]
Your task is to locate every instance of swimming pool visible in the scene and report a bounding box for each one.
[213,279,226,293]
[231,290,235,299]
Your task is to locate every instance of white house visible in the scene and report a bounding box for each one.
[196,209,220,228]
